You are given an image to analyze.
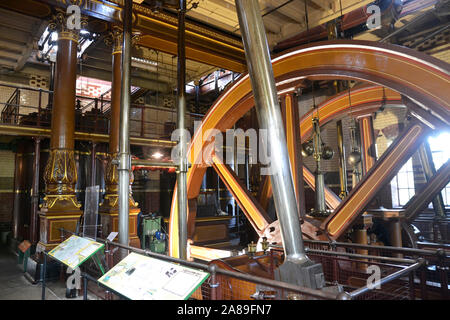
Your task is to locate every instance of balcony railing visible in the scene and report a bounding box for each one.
[0,83,204,141]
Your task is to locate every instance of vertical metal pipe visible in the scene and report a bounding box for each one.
[337,120,348,199]
[41,252,47,300]
[244,149,250,190]
[48,61,55,108]
[312,118,327,214]
[12,148,23,241]
[38,90,42,127]
[214,71,219,94]
[314,169,327,213]
[390,220,403,258]
[233,126,239,218]
[90,142,96,187]
[418,142,446,218]
[350,123,362,187]
[209,265,218,300]
[83,275,88,300]
[141,106,145,136]
[355,228,368,271]
[177,0,188,260]
[118,0,133,256]
[235,0,307,263]
[195,84,200,113]
[30,137,41,245]
[409,273,415,300]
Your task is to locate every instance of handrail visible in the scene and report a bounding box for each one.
[1,88,19,123]
[0,81,205,137]
[269,244,422,264]
[348,259,426,299]
[0,82,52,94]
[305,248,418,264]
[302,239,447,258]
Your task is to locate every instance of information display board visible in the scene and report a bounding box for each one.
[48,235,104,269]
[98,252,209,300]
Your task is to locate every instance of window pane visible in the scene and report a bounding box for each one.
[397,172,408,188]
[399,189,410,206]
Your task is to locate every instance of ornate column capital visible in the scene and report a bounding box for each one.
[104,25,124,54]
[48,8,88,43]
[104,25,142,54]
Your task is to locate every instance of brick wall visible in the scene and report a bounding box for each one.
[373,106,407,157]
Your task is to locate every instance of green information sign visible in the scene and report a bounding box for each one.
[98,252,209,300]
[48,235,104,269]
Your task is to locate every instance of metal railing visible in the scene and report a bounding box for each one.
[1,88,20,124]
[0,82,204,141]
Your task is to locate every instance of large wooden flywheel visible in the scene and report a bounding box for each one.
[168,40,450,259]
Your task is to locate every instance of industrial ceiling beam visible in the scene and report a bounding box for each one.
[9,0,247,73]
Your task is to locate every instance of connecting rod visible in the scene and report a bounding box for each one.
[235,0,324,289]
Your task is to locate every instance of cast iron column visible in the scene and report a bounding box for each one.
[177,0,188,260]
[235,0,324,290]
[38,10,85,251]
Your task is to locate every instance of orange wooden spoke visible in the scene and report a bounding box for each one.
[322,122,430,239]
[281,93,305,217]
[212,154,271,235]
[358,115,376,174]
[258,175,272,211]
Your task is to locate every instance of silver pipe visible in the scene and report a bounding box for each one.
[337,120,348,199]
[313,118,327,214]
[269,244,420,264]
[314,172,327,212]
[131,159,177,168]
[235,0,307,264]
[303,239,439,256]
[418,142,446,218]
[177,0,188,260]
[118,0,133,256]
[305,248,417,264]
